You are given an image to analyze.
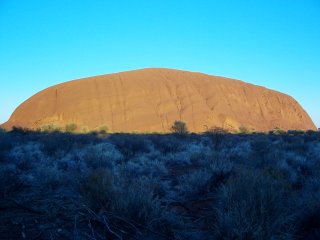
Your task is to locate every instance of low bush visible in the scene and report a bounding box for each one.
[65,123,78,133]
[80,169,118,211]
[39,124,61,132]
[98,125,109,134]
[213,171,296,239]
[0,164,25,198]
[238,125,251,134]
[0,130,319,239]
[171,120,188,135]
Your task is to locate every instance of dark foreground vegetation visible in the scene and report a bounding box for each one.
[0,128,320,239]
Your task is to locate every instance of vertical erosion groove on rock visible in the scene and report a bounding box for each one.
[1,68,316,132]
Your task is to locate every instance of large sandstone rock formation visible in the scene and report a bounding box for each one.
[1,68,316,132]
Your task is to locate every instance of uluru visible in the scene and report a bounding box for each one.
[1,68,316,132]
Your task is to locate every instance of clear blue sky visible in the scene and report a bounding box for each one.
[1,0,319,127]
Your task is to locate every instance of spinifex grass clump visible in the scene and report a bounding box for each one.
[0,130,320,239]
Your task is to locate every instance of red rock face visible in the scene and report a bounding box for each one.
[1,68,317,132]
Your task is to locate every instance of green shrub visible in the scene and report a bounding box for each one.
[99,125,109,134]
[206,127,229,149]
[81,127,89,133]
[0,166,25,198]
[238,125,250,134]
[40,124,61,132]
[306,130,316,135]
[206,126,229,134]
[80,169,118,211]
[116,180,163,226]
[171,120,188,134]
[11,126,31,134]
[2,128,320,239]
[271,127,286,135]
[213,171,295,239]
[65,123,77,133]
[288,130,305,135]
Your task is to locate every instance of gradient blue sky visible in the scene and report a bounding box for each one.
[1,0,319,127]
